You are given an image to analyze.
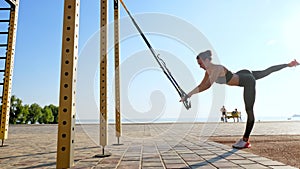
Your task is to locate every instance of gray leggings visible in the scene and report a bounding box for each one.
[236,64,288,138]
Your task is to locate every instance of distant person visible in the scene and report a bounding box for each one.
[180,50,299,149]
[220,106,227,122]
[232,108,239,122]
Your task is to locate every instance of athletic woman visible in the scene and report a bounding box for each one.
[180,50,299,149]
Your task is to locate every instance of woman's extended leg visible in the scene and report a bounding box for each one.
[252,60,299,80]
[252,64,288,80]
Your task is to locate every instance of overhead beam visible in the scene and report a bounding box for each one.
[5,0,17,6]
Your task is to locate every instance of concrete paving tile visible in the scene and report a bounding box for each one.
[164,163,189,169]
[236,152,260,158]
[75,159,101,167]
[123,153,141,157]
[0,158,11,164]
[257,160,286,166]
[0,165,13,169]
[222,154,245,160]
[142,162,164,167]
[142,153,160,157]
[194,150,215,156]
[210,150,228,155]
[201,155,226,162]
[181,156,204,162]
[142,158,161,162]
[78,158,102,163]
[270,166,298,169]
[93,166,116,169]
[186,160,209,166]
[230,159,256,165]
[190,166,216,169]
[247,156,271,161]
[73,163,98,168]
[189,162,216,169]
[97,157,120,165]
[118,161,140,169]
[177,150,194,154]
[143,149,158,154]
[161,155,181,160]
[206,148,224,152]
[163,159,185,164]
[248,156,287,166]
[117,165,140,169]
[160,151,178,155]
[217,167,243,169]
[240,163,269,169]
[211,161,240,168]
[122,156,141,161]
[188,146,203,150]
[179,153,199,157]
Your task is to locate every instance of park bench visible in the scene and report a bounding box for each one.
[221,111,241,122]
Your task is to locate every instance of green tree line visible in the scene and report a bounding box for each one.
[0,95,59,124]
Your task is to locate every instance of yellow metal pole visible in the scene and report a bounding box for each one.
[114,0,121,144]
[0,0,19,146]
[56,0,80,168]
[98,0,110,157]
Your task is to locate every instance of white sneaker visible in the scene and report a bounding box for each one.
[232,139,251,149]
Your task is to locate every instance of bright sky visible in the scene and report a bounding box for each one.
[11,0,300,123]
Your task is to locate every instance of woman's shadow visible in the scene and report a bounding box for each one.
[189,148,239,168]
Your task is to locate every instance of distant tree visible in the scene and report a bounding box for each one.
[9,95,22,124]
[47,104,59,124]
[17,104,30,124]
[39,106,54,124]
[5,95,59,124]
[27,103,42,124]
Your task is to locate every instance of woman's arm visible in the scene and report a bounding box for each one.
[180,65,225,102]
[180,72,211,102]
[180,72,212,102]
[188,71,212,97]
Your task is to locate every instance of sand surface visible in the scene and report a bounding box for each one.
[210,135,300,168]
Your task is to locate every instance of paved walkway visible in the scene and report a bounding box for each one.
[0,121,299,168]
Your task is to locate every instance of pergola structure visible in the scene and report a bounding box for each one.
[56,0,121,168]
[0,0,19,146]
[0,0,121,168]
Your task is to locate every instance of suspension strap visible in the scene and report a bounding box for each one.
[119,0,191,109]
